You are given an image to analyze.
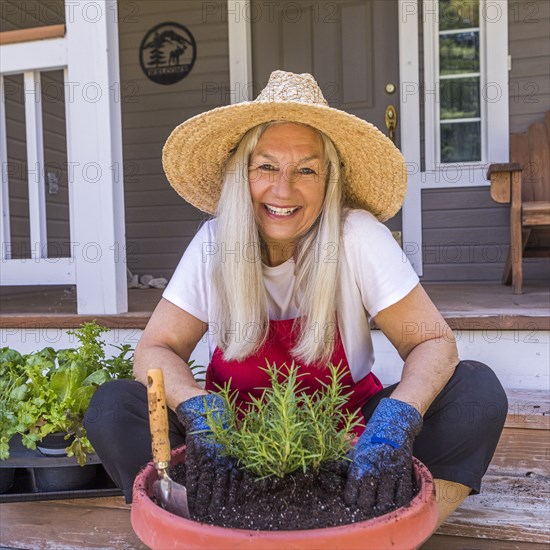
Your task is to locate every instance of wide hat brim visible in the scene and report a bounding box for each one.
[162,101,407,222]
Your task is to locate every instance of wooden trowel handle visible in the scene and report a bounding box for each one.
[147,369,171,466]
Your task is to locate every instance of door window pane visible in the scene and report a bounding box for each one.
[437,0,481,164]
[441,121,481,162]
[439,0,479,31]
[439,32,479,75]
[440,78,480,119]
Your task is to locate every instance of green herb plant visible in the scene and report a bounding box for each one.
[0,321,134,465]
[0,349,28,460]
[203,360,363,479]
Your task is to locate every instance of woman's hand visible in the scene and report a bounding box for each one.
[344,397,423,514]
[176,394,237,518]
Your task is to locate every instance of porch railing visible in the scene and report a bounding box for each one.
[0,1,128,315]
[0,26,75,285]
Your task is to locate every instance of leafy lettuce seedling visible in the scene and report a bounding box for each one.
[0,321,134,465]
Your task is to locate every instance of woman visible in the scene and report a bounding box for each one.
[85,71,507,530]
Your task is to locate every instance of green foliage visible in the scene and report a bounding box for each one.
[0,321,134,465]
[0,351,28,460]
[203,361,362,479]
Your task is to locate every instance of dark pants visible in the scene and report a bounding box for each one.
[84,360,507,503]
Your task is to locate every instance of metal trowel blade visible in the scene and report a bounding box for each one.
[153,477,190,519]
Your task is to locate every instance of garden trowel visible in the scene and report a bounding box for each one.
[147,368,190,519]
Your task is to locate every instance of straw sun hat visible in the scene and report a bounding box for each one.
[162,70,407,222]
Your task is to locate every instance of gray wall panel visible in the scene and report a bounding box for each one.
[118,0,229,278]
[421,187,550,283]
[508,0,550,132]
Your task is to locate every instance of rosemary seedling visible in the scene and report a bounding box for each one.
[203,360,363,479]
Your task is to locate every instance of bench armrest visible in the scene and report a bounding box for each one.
[487,163,523,204]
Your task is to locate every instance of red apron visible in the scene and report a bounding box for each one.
[205,318,382,436]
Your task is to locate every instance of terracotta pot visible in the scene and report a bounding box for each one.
[131,447,438,550]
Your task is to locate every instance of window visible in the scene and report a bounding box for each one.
[438,0,482,163]
[422,0,509,174]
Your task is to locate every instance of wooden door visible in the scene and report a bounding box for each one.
[251,0,400,145]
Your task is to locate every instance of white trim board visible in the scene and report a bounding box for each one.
[0,258,75,285]
[0,37,67,75]
[371,330,550,392]
[2,328,547,392]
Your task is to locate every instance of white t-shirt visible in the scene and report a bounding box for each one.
[163,208,419,383]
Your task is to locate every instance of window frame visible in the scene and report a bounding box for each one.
[423,0,509,179]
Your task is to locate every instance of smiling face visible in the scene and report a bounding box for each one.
[248,123,326,266]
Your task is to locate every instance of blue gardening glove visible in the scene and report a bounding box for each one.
[176,394,237,518]
[344,397,423,514]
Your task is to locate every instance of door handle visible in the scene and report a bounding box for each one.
[385,104,397,142]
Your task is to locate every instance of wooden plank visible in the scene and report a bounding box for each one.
[510,133,532,202]
[0,499,148,549]
[437,471,550,544]
[510,170,523,294]
[491,428,550,475]
[422,283,550,317]
[0,313,152,329]
[522,201,550,226]
[527,122,550,202]
[53,496,132,510]
[422,534,549,549]
[489,171,512,203]
[506,389,550,430]
[0,24,65,45]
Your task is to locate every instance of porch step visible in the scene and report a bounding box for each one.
[423,388,550,548]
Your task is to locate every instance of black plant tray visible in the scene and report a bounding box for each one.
[0,435,123,503]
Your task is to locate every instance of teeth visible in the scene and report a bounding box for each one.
[266,204,299,216]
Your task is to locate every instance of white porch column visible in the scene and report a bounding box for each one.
[228,0,253,103]
[64,0,127,313]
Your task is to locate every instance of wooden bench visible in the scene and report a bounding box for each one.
[487,111,550,294]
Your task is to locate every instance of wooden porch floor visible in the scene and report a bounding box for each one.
[1,282,549,330]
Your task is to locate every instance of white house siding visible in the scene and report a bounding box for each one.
[118,0,229,279]
[420,0,550,283]
[1,1,69,261]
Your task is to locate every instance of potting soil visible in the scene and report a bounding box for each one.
[170,461,418,530]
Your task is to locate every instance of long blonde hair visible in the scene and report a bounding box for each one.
[211,122,343,365]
